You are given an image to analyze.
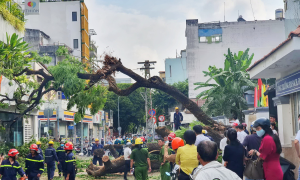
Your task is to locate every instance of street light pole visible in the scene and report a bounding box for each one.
[118,96,121,136]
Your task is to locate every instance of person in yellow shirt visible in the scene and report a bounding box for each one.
[176,130,198,180]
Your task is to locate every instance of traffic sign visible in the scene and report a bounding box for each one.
[159,122,165,126]
[148,117,157,124]
[148,109,156,116]
[158,115,165,122]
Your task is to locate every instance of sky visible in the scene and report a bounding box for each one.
[85,0,284,78]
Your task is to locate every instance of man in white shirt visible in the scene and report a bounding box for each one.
[219,130,228,165]
[192,141,241,180]
[123,142,132,180]
[193,125,210,146]
[236,124,247,144]
[229,116,240,126]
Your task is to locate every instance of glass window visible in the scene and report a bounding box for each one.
[72,12,77,21]
[73,39,78,49]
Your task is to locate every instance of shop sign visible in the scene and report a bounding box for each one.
[25,0,40,15]
[276,70,300,97]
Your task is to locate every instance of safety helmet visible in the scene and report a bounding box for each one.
[232,123,238,127]
[36,141,41,145]
[202,130,207,134]
[95,138,99,142]
[242,123,247,127]
[126,142,132,147]
[175,107,179,110]
[168,133,176,141]
[140,137,145,142]
[60,140,65,144]
[30,144,39,152]
[135,138,143,145]
[171,137,185,150]
[127,139,131,142]
[253,117,270,129]
[64,142,74,150]
[8,149,19,157]
[48,141,54,145]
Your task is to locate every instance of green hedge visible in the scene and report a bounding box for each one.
[0,3,25,32]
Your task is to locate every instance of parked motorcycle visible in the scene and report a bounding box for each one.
[88,144,93,156]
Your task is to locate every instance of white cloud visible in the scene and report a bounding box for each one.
[85,0,283,78]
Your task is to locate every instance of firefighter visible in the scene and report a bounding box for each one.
[25,144,44,180]
[57,140,66,177]
[36,141,43,158]
[45,141,59,180]
[0,149,26,180]
[64,142,76,180]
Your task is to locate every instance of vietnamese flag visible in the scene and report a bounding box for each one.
[257,79,263,107]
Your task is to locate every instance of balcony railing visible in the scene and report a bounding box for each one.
[2,0,24,22]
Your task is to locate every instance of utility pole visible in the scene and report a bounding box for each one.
[118,97,121,136]
[138,60,156,141]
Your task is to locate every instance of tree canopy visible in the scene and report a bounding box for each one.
[194,48,255,120]
[0,33,107,123]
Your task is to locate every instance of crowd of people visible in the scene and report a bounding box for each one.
[0,140,76,180]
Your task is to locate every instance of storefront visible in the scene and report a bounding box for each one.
[247,26,300,177]
[0,112,23,146]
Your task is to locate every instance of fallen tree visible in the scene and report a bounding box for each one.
[87,143,162,177]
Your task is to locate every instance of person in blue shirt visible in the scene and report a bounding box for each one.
[56,141,66,177]
[45,141,59,180]
[92,138,104,165]
[174,107,183,130]
[0,149,26,180]
[64,142,76,180]
[36,141,43,158]
[25,144,44,180]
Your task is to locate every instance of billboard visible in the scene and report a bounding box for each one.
[25,0,39,15]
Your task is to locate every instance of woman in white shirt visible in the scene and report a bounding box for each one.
[124,141,132,180]
[271,122,278,135]
[219,130,228,165]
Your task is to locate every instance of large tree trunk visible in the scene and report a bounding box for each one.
[86,143,162,177]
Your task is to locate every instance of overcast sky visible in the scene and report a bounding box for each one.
[85,0,284,78]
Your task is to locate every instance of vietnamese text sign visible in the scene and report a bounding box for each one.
[276,70,300,97]
[25,0,40,15]
[159,122,165,126]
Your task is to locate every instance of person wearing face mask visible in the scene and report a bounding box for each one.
[57,140,66,177]
[249,118,283,180]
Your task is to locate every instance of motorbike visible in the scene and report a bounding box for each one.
[166,164,180,180]
[88,144,93,156]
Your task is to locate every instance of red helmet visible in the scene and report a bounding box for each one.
[8,149,19,157]
[171,137,184,150]
[232,123,238,127]
[30,144,39,152]
[64,142,74,150]
[242,123,247,127]
[140,137,145,142]
[168,133,176,141]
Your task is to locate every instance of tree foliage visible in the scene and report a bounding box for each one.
[152,79,188,118]
[104,83,145,134]
[0,33,107,123]
[194,48,255,120]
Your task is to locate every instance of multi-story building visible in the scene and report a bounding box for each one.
[186,17,286,103]
[23,0,103,143]
[0,0,28,145]
[158,71,166,82]
[25,0,90,63]
[165,50,187,85]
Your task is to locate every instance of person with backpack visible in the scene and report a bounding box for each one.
[64,142,76,180]
[0,149,27,180]
[45,141,59,180]
[25,144,44,180]
[57,141,66,177]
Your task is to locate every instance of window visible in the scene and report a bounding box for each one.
[169,65,172,77]
[199,35,222,43]
[73,39,78,49]
[72,12,77,21]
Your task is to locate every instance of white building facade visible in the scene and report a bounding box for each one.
[186,19,286,101]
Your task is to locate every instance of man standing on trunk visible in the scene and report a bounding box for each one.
[174,107,183,130]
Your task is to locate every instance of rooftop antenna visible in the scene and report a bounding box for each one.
[224,2,225,22]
